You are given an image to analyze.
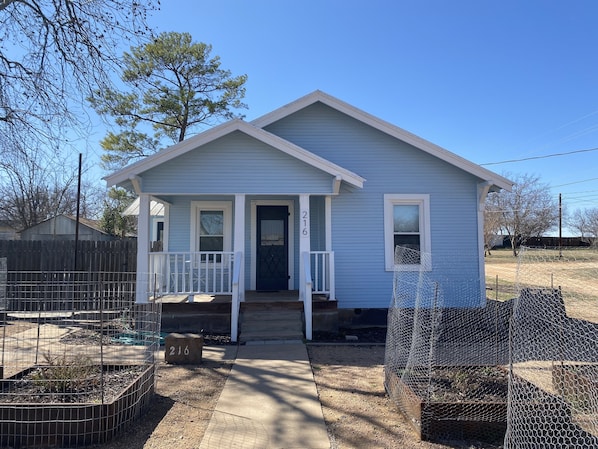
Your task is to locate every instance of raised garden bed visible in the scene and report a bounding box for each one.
[385,366,509,443]
[0,364,155,448]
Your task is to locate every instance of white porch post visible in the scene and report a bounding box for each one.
[325,195,335,301]
[325,196,332,251]
[299,195,311,297]
[299,194,312,339]
[231,194,246,342]
[136,193,150,304]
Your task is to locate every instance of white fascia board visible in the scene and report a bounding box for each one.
[104,118,365,190]
[252,90,513,192]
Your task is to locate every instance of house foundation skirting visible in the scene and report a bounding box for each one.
[338,308,389,328]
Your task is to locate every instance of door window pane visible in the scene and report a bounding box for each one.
[260,219,284,246]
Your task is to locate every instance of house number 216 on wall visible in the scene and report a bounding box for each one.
[302,210,309,236]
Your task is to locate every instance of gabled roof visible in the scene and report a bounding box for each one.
[19,214,108,235]
[104,119,365,189]
[252,90,512,191]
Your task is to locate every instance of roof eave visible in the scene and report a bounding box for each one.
[104,118,365,190]
[104,119,247,187]
[252,90,512,191]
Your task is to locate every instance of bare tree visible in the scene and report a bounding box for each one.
[568,207,598,247]
[483,204,503,256]
[486,173,559,256]
[0,0,158,149]
[0,143,98,230]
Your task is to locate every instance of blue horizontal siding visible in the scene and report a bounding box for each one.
[154,102,487,309]
[266,102,484,308]
[142,131,333,194]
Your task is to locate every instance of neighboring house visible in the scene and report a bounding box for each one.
[123,198,165,244]
[0,220,19,240]
[19,215,113,241]
[105,91,512,341]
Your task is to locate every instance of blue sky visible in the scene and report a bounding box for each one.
[93,1,598,229]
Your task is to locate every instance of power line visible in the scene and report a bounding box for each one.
[480,146,598,166]
[552,177,598,188]
[558,189,598,195]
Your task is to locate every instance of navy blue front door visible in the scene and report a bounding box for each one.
[256,206,288,290]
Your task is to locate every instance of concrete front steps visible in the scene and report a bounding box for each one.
[239,301,304,342]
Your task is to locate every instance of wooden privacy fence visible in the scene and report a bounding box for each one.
[3,271,137,312]
[0,240,137,272]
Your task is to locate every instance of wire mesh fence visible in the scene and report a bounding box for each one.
[386,246,598,446]
[384,247,511,443]
[505,248,598,449]
[0,269,162,448]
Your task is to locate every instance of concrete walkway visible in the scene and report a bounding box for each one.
[199,342,330,449]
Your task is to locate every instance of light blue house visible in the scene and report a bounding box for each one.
[105,91,512,341]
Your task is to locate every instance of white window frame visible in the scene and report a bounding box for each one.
[384,194,431,271]
[190,201,233,253]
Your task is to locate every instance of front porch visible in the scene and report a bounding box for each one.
[148,251,336,342]
[158,290,339,342]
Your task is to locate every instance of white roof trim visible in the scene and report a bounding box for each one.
[105,119,364,189]
[252,90,512,192]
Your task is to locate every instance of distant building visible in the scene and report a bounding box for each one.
[0,220,19,240]
[19,215,114,241]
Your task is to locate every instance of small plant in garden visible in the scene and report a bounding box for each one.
[31,352,98,398]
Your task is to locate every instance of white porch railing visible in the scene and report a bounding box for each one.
[310,251,335,299]
[149,252,234,295]
[150,250,333,342]
[302,251,335,341]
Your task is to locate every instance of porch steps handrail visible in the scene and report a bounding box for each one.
[231,251,243,342]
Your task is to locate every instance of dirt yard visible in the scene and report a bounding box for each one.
[89,343,501,449]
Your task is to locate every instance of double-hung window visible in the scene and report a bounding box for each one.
[191,201,232,262]
[199,211,224,252]
[384,194,431,270]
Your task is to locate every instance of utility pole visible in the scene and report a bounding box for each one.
[74,153,82,271]
[559,193,562,258]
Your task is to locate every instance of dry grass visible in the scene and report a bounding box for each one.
[485,248,598,322]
